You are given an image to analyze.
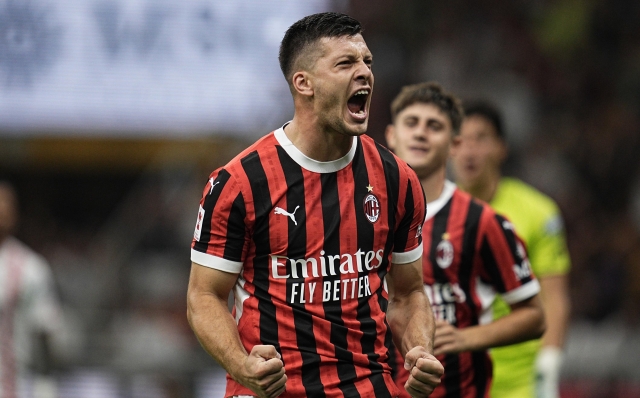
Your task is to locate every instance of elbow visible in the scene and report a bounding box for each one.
[186,290,198,332]
[533,306,547,339]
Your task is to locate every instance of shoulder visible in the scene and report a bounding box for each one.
[222,130,279,174]
[362,136,419,181]
[498,177,560,214]
[2,237,52,278]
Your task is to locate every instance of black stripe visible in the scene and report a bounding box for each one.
[459,200,484,397]
[495,214,534,285]
[223,193,246,261]
[429,200,452,285]
[471,350,489,397]
[385,332,398,381]
[320,172,360,398]
[276,147,326,397]
[352,140,391,398]
[428,200,461,397]
[459,200,484,324]
[193,169,231,253]
[394,179,415,252]
[240,152,280,352]
[479,236,507,294]
[376,144,401,382]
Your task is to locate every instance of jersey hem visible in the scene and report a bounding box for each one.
[391,242,423,264]
[191,249,243,274]
[501,279,541,304]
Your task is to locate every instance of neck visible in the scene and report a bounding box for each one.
[420,166,447,203]
[461,175,500,203]
[284,115,354,162]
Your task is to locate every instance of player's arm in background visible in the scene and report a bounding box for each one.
[532,212,572,398]
[187,171,286,398]
[433,212,545,355]
[187,264,287,398]
[387,257,444,397]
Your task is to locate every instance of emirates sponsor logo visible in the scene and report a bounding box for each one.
[271,249,384,279]
[271,249,385,304]
[424,283,466,324]
[363,194,380,223]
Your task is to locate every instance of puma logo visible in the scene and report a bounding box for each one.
[209,178,220,194]
[274,206,300,226]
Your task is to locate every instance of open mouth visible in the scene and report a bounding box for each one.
[347,89,369,118]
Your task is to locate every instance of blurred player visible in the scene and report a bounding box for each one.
[187,13,443,398]
[451,101,571,398]
[0,182,61,398]
[385,82,545,398]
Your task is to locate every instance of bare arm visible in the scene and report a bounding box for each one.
[187,262,287,398]
[434,294,545,355]
[539,274,570,348]
[387,258,444,397]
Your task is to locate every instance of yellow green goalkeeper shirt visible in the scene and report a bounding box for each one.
[488,178,571,398]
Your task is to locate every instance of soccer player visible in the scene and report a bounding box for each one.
[384,82,546,398]
[187,12,444,398]
[0,181,61,398]
[451,101,571,398]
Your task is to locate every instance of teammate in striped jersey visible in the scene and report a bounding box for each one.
[384,82,546,398]
[452,101,571,398]
[187,13,444,398]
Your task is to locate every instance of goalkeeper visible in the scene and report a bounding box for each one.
[452,100,571,398]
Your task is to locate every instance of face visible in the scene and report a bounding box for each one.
[302,34,374,136]
[451,115,506,189]
[385,102,453,179]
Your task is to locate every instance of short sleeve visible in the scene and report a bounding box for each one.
[528,211,571,277]
[191,168,248,273]
[391,168,426,264]
[478,212,540,305]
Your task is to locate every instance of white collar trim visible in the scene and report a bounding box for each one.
[274,122,357,173]
[425,180,456,221]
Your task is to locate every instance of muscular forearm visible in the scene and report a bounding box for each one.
[388,289,435,355]
[187,291,248,377]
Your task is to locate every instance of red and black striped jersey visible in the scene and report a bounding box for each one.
[389,181,540,398]
[191,124,427,398]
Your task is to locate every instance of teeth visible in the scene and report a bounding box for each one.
[355,90,369,96]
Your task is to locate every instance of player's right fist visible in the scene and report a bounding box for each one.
[404,346,444,397]
[239,345,287,398]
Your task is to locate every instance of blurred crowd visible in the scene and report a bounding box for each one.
[1,0,639,397]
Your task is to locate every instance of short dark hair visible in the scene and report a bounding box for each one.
[279,12,362,85]
[390,81,464,134]
[463,100,505,140]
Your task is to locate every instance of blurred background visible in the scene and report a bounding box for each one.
[0,0,639,397]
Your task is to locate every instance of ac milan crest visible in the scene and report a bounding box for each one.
[363,194,380,223]
[436,238,454,269]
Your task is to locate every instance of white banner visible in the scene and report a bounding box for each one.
[0,0,329,137]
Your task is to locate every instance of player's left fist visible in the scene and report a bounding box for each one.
[403,346,444,397]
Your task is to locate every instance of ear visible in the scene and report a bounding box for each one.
[450,135,462,157]
[292,71,313,97]
[498,140,508,164]
[384,124,396,150]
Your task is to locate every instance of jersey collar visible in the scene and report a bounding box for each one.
[425,180,456,221]
[274,122,358,173]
